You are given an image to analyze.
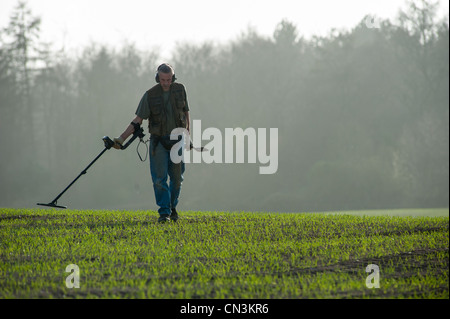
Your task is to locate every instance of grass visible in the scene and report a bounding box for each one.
[0,208,448,299]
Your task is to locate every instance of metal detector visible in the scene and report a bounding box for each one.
[37,126,145,209]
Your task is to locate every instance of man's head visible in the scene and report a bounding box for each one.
[156,63,176,92]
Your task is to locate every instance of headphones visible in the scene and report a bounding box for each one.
[155,63,177,83]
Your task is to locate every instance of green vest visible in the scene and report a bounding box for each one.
[147,83,189,136]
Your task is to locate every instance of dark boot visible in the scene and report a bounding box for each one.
[170,208,179,222]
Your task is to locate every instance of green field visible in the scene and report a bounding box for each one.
[0,208,448,299]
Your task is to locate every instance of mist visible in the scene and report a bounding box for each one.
[0,1,448,212]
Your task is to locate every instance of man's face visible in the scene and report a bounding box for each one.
[159,72,173,91]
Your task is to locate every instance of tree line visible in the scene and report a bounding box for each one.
[0,0,448,212]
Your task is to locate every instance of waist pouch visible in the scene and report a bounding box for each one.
[151,135,183,152]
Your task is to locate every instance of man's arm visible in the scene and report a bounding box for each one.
[113,116,143,149]
[185,111,190,134]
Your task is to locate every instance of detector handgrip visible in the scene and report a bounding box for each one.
[121,126,145,150]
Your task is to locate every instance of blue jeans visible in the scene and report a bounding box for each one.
[149,136,185,216]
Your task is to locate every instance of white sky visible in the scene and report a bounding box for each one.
[1,0,449,59]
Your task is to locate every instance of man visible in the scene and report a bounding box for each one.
[113,63,190,223]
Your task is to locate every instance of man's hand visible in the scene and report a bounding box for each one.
[113,136,124,149]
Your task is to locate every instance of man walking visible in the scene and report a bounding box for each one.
[113,63,190,223]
